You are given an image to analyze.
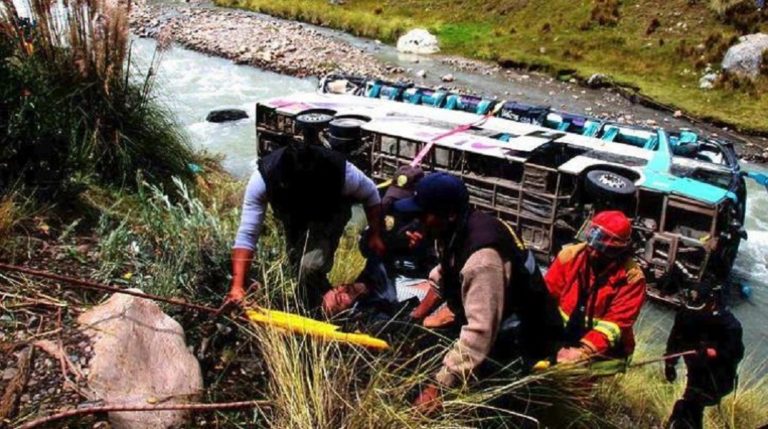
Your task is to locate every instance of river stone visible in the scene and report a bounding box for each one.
[699,72,718,89]
[722,33,768,78]
[397,29,440,54]
[78,291,203,429]
[206,108,249,123]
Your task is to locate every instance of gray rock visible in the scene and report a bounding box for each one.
[699,73,718,90]
[396,28,439,54]
[416,69,427,78]
[2,367,19,380]
[722,33,768,78]
[441,73,455,82]
[206,108,249,123]
[78,291,203,429]
[586,73,609,88]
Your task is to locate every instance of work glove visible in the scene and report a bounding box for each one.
[699,346,718,360]
[221,248,255,312]
[410,285,441,320]
[664,363,677,383]
[413,383,443,416]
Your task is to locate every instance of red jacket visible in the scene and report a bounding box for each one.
[544,243,646,357]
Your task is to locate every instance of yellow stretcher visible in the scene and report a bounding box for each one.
[245,308,389,350]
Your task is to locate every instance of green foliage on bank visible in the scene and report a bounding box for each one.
[216,0,768,136]
[0,0,197,201]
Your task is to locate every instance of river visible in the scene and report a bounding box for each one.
[131,37,767,374]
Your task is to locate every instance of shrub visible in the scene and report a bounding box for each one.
[0,0,197,200]
[96,175,241,302]
[589,0,621,27]
[646,17,661,35]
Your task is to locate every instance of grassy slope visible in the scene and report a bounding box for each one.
[215,0,768,135]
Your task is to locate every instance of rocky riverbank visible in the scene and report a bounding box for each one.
[128,0,768,162]
[129,0,390,78]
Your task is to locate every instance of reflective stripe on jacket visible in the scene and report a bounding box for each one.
[544,243,646,357]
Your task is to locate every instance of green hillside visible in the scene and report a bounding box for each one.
[215,0,768,136]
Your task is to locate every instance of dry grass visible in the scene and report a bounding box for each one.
[0,0,196,197]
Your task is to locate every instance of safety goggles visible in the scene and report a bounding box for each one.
[585,225,630,256]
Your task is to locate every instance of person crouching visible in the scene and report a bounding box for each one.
[544,210,646,364]
[394,172,563,414]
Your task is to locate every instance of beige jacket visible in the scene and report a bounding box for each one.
[430,248,512,388]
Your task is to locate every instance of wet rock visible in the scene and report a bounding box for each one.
[441,73,454,82]
[396,28,440,54]
[673,110,683,118]
[78,291,203,429]
[699,73,718,90]
[722,33,768,78]
[206,108,249,123]
[416,69,426,78]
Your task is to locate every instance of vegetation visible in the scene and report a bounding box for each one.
[1,0,767,426]
[215,0,768,135]
[0,0,197,201]
[594,318,768,429]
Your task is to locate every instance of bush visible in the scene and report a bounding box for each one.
[589,0,622,27]
[95,175,242,302]
[0,0,197,200]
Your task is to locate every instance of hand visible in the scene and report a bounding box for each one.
[405,230,424,249]
[664,363,677,382]
[702,347,717,359]
[227,284,247,304]
[367,232,386,258]
[413,384,442,415]
[556,347,588,364]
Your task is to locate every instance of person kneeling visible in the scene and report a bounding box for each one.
[544,211,646,364]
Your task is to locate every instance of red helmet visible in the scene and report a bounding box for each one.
[586,211,632,255]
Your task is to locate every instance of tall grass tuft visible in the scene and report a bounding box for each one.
[95,173,242,301]
[0,0,196,200]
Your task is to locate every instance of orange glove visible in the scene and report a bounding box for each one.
[224,248,254,308]
[413,384,442,415]
[410,285,442,320]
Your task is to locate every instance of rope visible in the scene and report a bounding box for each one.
[409,101,505,168]
[16,400,269,429]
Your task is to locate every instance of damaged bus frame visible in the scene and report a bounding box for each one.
[253,76,748,305]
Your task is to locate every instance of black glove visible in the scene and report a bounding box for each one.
[664,363,677,383]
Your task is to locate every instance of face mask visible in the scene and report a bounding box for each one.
[585,225,628,258]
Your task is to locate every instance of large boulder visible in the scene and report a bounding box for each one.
[78,292,203,429]
[721,33,768,78]
[396,29,440,54]
[206,108,249,123]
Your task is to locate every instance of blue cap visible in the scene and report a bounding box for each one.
[394,172,469,214]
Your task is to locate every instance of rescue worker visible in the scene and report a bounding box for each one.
[224,140,385,312]
[544,210,646,364]
[394,172,562,414]
[664,283,744,429]
[322,165,435,316]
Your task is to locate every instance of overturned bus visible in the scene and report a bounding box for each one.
[253,75,748,305]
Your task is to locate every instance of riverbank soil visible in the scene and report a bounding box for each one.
[214,0,768,137]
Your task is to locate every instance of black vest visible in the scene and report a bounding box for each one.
[258,145,346,226]
[440,211,563,359]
